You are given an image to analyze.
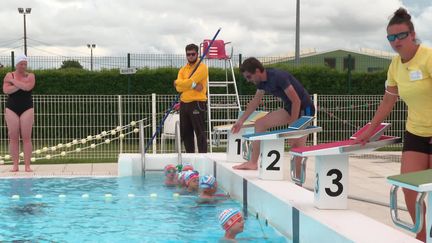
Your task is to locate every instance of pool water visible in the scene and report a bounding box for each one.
[0,173,289,242]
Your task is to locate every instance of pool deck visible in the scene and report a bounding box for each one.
[300,152,414,237]
[0,163,118,177]
[0,152,414,237]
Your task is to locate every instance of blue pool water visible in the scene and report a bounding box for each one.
[0,173,289,242]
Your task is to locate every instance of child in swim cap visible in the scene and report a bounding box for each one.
[198,175,229,203]
[184,170,199,192]
[164,164,177,186]
[219,208,244,240]
[176,171,186,188]
[181,163,194,172]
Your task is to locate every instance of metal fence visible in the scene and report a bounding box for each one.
[0,94,406,162]
[0,54,244,70]
[0,52,392,72]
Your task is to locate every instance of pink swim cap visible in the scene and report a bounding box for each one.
[184,171,199,186]
[164,164,177,175]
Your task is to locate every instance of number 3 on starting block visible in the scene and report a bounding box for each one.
[314,155,348,209]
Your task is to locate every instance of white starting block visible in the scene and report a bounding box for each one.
[213,111,268,162]
[243,116,321,180]
[387,169,432,243]
[290,123,401,209]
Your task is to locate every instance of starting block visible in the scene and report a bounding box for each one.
[290,123,401,209]
[243,116,322,180]
[387,169,432,243]
[213,111,268,162]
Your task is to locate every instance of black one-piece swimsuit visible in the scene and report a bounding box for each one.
[5,73,33,116]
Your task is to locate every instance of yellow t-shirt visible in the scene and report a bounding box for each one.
[387,45,432,136]
[174,60,208,103]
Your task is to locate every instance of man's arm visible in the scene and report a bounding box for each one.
[174,67,187,92]
[231,90,265,133]
[284,85,301,124]
[175,63,207,92]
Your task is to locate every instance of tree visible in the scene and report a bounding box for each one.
[60,60,83,69]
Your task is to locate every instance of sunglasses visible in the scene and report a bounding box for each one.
[387,31,410,42]
[186,52,197,57]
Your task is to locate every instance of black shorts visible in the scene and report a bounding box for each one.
[402,131,432,154]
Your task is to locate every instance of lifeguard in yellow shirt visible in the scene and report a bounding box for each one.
[355,8,432,242]
[173,44,208,153]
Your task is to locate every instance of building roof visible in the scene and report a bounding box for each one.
[259,48,396,65]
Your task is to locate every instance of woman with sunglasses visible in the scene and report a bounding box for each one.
[355,8,432,242]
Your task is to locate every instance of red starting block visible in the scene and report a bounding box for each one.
[290,123,401,209]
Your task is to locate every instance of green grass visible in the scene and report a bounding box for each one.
[375,146,402,152]
[31,158,117,164]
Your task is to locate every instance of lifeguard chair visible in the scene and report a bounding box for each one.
[201,40,241,152]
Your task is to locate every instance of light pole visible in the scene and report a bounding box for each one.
[294,0,300,65]
[18,7,31,56]
[87,44,96,71]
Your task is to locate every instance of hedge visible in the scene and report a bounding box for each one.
[0,65,387,95]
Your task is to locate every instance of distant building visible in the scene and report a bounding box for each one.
[260,48,396,73]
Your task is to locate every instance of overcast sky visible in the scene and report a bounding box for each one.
[1,0,431,57]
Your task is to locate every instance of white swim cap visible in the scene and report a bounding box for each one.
[15,54,28,66]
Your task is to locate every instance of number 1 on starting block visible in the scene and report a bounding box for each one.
[227,127,253,162]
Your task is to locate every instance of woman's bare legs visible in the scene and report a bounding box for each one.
[401,151,430,242]
[233,109,295,170]
[20,108,34,172]
[5,108,20,172]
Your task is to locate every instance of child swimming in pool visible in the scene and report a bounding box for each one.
[177,163,194,187]
[181,163,194,172]
[184,170,199,193]
[164,164,177,186]
[218,208,244,241]
[197,175,229,203]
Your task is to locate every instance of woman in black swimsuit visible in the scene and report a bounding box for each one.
[2,54,35,172]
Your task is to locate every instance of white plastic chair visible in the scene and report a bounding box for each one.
[160,112,199,153]
[161,113,180,153]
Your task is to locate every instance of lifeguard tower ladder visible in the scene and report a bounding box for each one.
[201,40,241,152]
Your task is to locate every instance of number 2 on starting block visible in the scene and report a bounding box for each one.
[259,139,285,180]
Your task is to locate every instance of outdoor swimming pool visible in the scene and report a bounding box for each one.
[0,173,288,242]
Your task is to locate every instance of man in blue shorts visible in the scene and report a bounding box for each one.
[232,57,315,170]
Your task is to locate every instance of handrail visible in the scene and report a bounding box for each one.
[212,130,223,146]
[139,121,146,177]
[242,140,251,161]
[290,156,307,185]
[174,120,182,166]
[389,185,426,233]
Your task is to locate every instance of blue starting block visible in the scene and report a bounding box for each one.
[242,116,321,180]
[387,169,432,242]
